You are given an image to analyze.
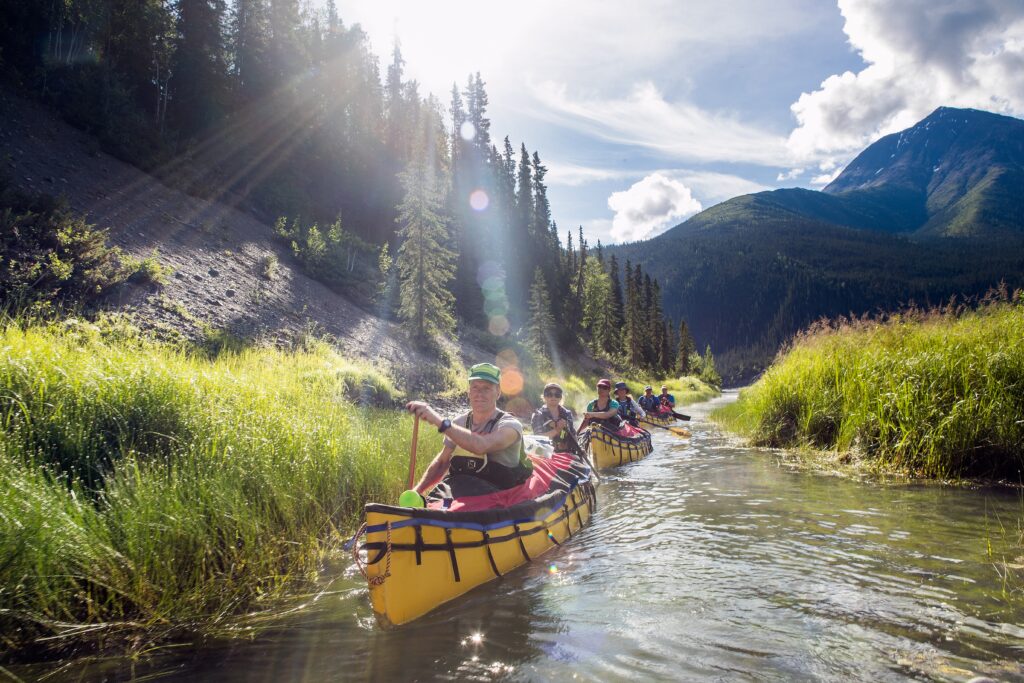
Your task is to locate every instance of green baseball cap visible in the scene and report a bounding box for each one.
[468,362,501,384]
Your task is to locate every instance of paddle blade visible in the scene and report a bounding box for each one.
[669,427,691,437]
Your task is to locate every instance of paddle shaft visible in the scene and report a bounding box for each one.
[407,415,420,489]
[643,419,688,435]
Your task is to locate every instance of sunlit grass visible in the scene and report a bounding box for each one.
[712,294,1024,480]
[0,320,442,655]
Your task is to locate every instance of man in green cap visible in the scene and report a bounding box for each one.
[406,362,532,498]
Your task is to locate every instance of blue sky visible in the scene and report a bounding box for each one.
[330,0,1024,244]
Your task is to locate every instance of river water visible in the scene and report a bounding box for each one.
[22,393,1024,682]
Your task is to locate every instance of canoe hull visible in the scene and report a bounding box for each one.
[640,412,674,427]
[585,426,653,469]
[358,455,595,626]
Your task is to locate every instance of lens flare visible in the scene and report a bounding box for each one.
[548,563,558,574]
[460,121,476,141]
[495,349,519,368]
[488,315,509,336]
[500,367,524,396]
[469,189,489,211]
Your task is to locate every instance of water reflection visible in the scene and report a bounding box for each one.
[15,392,1024,682]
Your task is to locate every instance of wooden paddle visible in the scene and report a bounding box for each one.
[642,419,692,438]
[407,415,420,489]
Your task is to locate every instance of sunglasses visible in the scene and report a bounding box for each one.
[544,390,562,398]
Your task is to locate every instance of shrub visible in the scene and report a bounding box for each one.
[0,179,132,310]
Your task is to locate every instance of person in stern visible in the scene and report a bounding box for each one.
[531,382,579,455]
[405,363,533,500]
[582,378,623,431]
[659,384,676,410]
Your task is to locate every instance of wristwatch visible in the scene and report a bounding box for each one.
[438,418,452,434]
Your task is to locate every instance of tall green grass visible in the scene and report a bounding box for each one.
[0,320,441,655]
[713,295,1024,479]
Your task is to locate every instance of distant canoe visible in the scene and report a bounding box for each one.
[582,423,653,469]
[349,450,596,626]
[640,411,674,427]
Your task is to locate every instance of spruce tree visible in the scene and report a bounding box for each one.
[466,72,491,150]
[660,319,673,374]
[171,0,230,137]
[677,319,695,374]
[623,260,641,367]
[396,115,456,343]
[582,259,613,356]
[232,0,271,101]
[527,267,556,361]
[609,254,625,337]
[385,40,407,157]
[700,345,722,387]
[516,144,533,242]
[267,0,302,83]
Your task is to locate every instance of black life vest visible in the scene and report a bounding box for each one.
[589,398,624,431]
[538,406,577,453]
[617,397,641,425]
[448,410,533,490]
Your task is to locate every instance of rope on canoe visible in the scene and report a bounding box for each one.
[352,520,392,586]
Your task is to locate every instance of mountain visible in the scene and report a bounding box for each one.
[609,106,1024,384]
[824,107,1024,237]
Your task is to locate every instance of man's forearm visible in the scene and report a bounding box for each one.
[442,424,491,454]
[414,457,450,494]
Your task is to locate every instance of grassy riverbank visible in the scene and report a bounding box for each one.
[0,319,443,657]
[712,294,1024,480]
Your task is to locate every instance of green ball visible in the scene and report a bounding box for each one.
[398,489,424,508]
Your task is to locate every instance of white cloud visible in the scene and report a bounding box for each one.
[531,81,794,166]
[546,163,769,200]
[788,0,1024,159]
[545,163,638,187]
[670,171,770,203]
[607,173,702,243]
[777,168,805,181]
[810,167,843,186]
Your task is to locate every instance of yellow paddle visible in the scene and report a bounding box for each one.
[642,420,692,438]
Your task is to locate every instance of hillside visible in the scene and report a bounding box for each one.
[0,87,485,389]
[609,106,1024,383]
[824,107,1024,238]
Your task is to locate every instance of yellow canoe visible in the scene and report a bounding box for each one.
[640,411,674,427]
[349,452,596,626]
[583,424,653,469]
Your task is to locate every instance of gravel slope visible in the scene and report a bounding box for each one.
[0,88,486,390]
